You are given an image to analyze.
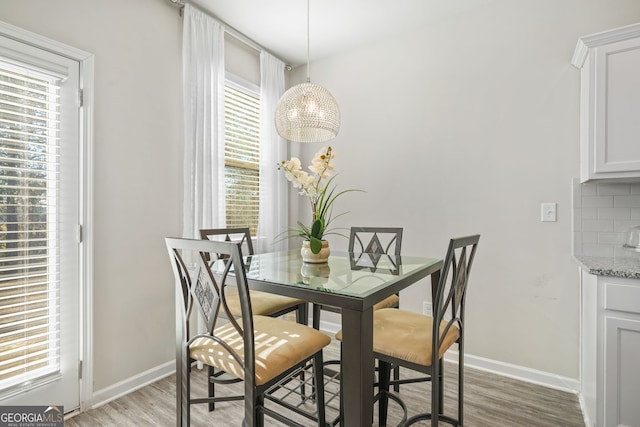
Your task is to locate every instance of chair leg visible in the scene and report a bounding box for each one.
[256,394,265,427]
[296,303,309,399]
[393,365,400,392]
[208,365,216,411]
[458,342,464,426]
[312,352,327,427]
[339,343,344,426]
[181,356,191,426]
[296,302,308,325]
[243,381,258,427]
[312,303,321,330]
[378,360,391,427]
[438,359,444,415]
[392,300,401,392]
[430,358,442,427]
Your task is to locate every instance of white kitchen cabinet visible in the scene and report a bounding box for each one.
[581,271,640,427]
[572,24,640,182]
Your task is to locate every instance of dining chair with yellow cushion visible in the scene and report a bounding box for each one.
[199,227,309,411]
[348,226,404,310]
[312,226,404,396]
[165,237,330,426]
[312,226,403,330]
[354,234,480,426]
[200,227,307,322]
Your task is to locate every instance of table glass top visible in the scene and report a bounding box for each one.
[242,249,441,299]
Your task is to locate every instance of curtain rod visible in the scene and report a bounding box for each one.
[167,0,292,70]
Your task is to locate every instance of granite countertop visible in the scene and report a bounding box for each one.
[575,255,640,279]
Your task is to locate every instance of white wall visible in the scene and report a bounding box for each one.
[2,0,640,407]
[289,1,640,382]
[0,0,183,397]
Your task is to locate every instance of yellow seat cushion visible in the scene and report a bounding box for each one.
[373,294,400,310]
[226,290,304,317]
[190,315,330,386]
[336,308,459,367]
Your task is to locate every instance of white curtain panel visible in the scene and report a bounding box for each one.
[181,4,226,239]
[257,52,288,252]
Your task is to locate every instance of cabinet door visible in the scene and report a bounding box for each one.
[604,316,640,427]
[581,271,598,427]
[593,38,640,174]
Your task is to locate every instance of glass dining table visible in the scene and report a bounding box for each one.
[243,249,443,426]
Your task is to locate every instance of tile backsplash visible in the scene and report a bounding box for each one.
[573,178,640,257]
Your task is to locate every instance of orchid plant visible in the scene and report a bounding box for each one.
[278,146,358,254]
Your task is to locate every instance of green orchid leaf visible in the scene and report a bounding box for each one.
[311,218,323,238]
[310,236,323,254]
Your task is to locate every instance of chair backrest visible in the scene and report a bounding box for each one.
[200,227,255,260]
[348,227,403,273]
[432,234,480,359]
[348,227,403,256]
[165,237,256,383]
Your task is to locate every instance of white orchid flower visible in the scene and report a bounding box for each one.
[277,146,359,253]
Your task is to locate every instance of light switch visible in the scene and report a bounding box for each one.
[541,202,557,222]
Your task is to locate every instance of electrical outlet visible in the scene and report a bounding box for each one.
[541,202,557,222]
[422,301,432,316]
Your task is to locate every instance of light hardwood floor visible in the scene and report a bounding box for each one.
[65,341,585,427]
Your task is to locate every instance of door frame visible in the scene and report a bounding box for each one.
[0,20,95,413]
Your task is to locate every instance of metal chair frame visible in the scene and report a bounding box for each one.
[165,237,327,427]
[307,227,404,426]
[199,227,307,321]
[200,227,310,411]
[313,226,404,409]
[376,234,480,427]
[313,226,404,329]
[349,226,403,256]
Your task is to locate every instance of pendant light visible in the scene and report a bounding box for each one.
[274,0,340,143]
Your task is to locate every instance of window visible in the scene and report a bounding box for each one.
[0,61,63,389]
[223,77,260,236]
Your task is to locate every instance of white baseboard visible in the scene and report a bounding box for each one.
[448,351,580,394]
[89,360,174,409]
[320,320,581,395]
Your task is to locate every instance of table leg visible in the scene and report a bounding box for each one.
[340,306,374,426]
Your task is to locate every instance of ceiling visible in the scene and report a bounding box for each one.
[190,0,495,67]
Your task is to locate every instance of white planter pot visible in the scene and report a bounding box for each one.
[301,240,330,264]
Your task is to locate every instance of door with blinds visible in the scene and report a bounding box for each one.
[0,32,81,411]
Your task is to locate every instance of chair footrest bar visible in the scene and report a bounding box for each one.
[373,390,408,426]
[387,375,432,387]
[190,395,244,404]
[405,412,461,426]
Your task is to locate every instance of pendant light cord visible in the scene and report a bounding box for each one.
[306,0,311,82]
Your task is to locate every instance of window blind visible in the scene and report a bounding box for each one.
[0,63,61,391]
[224,84,260,236]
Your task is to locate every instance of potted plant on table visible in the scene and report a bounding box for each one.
[278,146,358,263]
